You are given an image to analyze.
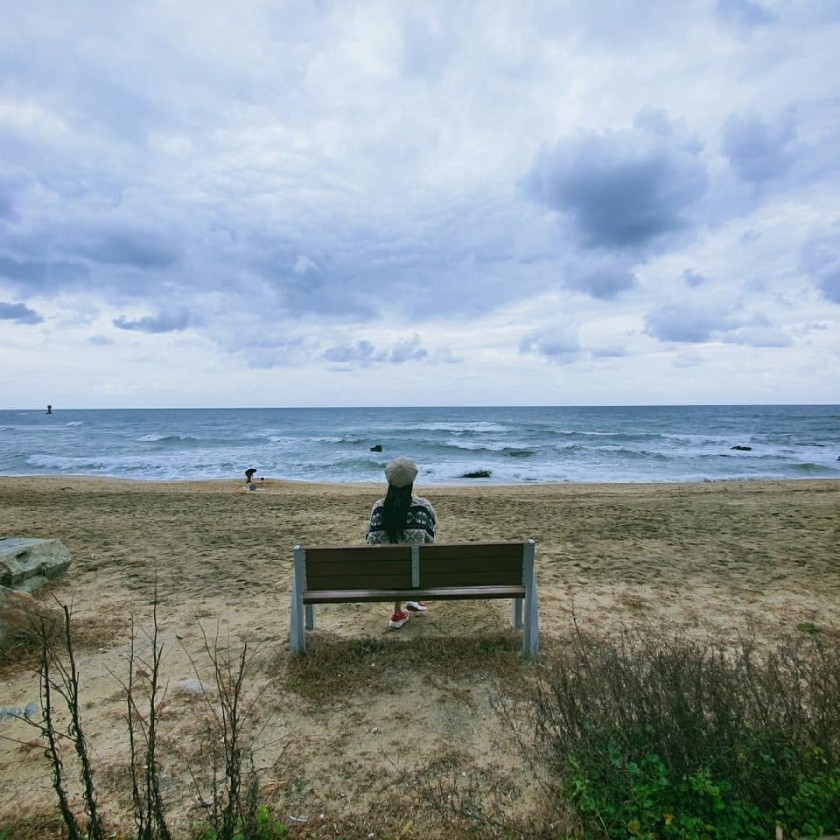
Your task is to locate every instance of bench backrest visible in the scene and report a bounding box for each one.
[299,541,529,592]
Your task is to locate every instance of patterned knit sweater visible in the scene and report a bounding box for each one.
[365,495,437,545]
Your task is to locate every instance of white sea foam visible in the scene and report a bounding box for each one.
[404,421,511,434]
[137,433,198,442]
[2,406,838,484]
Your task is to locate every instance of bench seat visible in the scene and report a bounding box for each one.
[303,585,527,604]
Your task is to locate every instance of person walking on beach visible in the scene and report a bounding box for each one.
[366,456,436,629]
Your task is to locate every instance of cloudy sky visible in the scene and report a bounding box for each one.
[1,0,839,409]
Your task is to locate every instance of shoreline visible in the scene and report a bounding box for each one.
[2,473,839,490]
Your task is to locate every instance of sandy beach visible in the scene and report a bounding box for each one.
[1,476,838,837]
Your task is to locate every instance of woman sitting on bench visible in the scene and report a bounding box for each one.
[366,456,437,628]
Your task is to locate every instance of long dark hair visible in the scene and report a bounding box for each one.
[382,483,413,543]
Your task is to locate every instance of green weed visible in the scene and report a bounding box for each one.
[531,625,840,838]
[195,805,289,840]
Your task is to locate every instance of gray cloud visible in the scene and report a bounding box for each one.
[260,259,376,321]
[0,191,16,221]
[75,72,158,144]
[720,315,792,347]
[722,111,796,183]
[235,199,557,322]
[77,227,182,270]
[238,336,308,370]
[645,303,738,343]
[0,301,43,324]
[715,0,776,31]
[519,326,581,363]
[591,345,631,359]
[0,255,47,287]
[323,340,378,365]
[323,335,429,367]
[0,254,90,295]
[524,114,709,252]
[400,7,459,80]
[682,269,708,288]
[534,0,694,49]
[645,303,790,346]
[563,257,639,300]
[389,335,429,363]
[801,233,840,304]
[113,308,191,333]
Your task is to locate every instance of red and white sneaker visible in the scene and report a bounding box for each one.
[406,601,428,612]
[389,609,410,629]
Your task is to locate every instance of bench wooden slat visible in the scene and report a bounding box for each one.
[420,569,523,587]
[307,556,411,569]
[420,543,524,561]
[301,541,523,553]
[306,573,413,591]
[306,559,412,577]
[307,557,523,589]
[304,545,411,561]
[304,547,413,590]
[420,556,523,573]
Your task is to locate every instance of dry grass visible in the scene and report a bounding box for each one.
[0,593,129,677]
[279,631,532,704]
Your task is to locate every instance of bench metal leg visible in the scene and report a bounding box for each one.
[512,597,523,629]
[521,540,539,658]
[290,591,305,654]
[290,547,307,655]
[522,584,539,658]
[305,604,315,630]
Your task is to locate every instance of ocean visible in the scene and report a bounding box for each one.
[0,405,838,485]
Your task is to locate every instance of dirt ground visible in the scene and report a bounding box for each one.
[1,476,838,838]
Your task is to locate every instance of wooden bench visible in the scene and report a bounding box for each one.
[289,539,538,657]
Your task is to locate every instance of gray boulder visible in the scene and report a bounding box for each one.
[0,537,72,593]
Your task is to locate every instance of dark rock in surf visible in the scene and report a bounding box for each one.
[461,470,491,479]
[505,449,534,458]
[370,444,383,452]
[730,445,752,452]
